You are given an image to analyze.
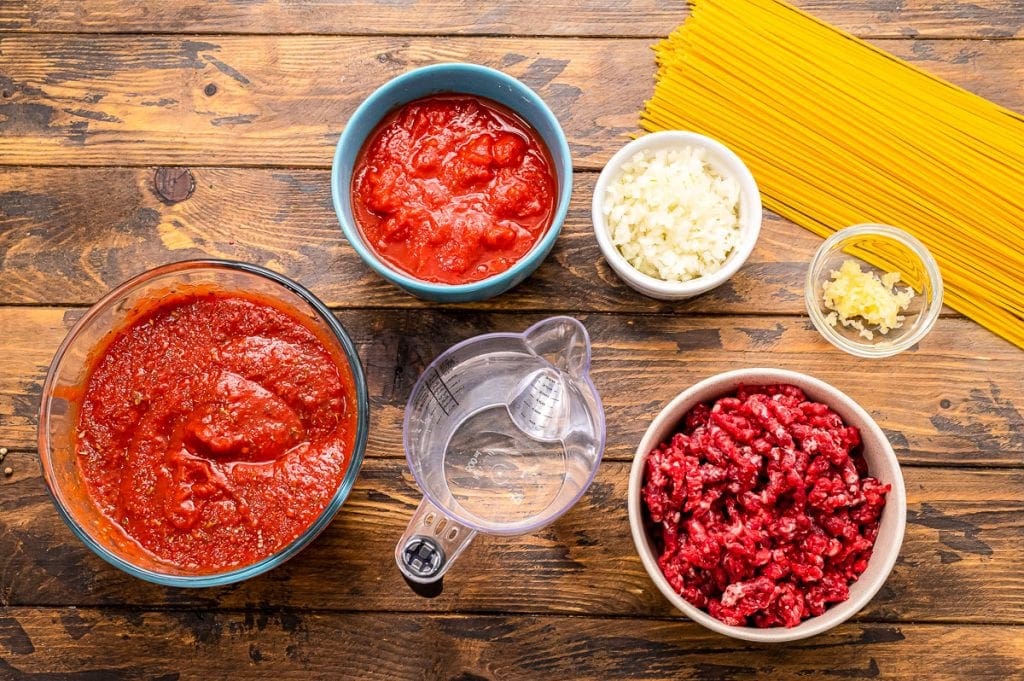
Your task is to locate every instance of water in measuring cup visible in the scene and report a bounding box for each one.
[442,405,567,525]
[399,317,604,584]
[405,317,605,536]
[410,347,581,529]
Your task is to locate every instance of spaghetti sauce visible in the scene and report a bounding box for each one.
[75,290,359,572]
[352,94,557,284]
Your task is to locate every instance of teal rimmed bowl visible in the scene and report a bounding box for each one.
[331,62,572,303]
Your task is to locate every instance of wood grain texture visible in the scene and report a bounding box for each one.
[1,0,1022,38]
[1,611,1023,681]
[0,0,685,37]
[0,166,826,312]
[2,307,1021,463]
[1,0,1022,676]
[2,453,1022,622]
[1,36,1022,168]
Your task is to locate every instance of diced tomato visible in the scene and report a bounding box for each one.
[461,133,494,166]
[444,156,494,190]
[492,132,527,167]
[482,223,518,250]
[350,95,556,284]
[411,137,444,176]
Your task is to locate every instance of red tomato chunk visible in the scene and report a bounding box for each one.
[641,384,889,628]
[352,95,557,285]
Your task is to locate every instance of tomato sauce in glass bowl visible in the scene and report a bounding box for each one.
[351,94,557,285]
[38,261,369,586]
[75,289,360,572]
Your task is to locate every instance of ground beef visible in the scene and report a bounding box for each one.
[642,384,889,628]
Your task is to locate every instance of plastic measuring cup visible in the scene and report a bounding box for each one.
[396,317,606,585]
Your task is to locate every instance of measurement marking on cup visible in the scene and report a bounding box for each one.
[425,369,459,416]
[434,369,459,404]
[518,373,560,425]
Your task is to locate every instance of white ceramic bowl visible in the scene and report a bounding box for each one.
[627,368,907,642]
[592,131,762,300]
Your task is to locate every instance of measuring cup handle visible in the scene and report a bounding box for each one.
[395,498,477,585]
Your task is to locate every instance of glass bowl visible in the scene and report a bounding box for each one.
[37,260,369,587]
[805,224,943,358]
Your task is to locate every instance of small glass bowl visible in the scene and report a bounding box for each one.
[805,224,943,358]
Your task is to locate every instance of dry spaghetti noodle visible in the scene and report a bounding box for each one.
[641,0,1024,349]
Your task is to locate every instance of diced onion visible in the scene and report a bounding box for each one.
[602,146,741,282]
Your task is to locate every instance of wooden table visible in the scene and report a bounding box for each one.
[1,1,1022,678]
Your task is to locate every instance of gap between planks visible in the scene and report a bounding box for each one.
[1,31,1022,41]
[2,604,1022,628]
[4,447,1022,468]
[0,302,967,319]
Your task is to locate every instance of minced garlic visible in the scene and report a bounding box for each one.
[821,259,914,340]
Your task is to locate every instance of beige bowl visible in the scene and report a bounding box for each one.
[627,368,906,642]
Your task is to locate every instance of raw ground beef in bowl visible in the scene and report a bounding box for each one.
[627,369,907,643]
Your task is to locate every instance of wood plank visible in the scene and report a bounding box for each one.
[1,610,1022,680]
[1,453,1022,622]
[2,308,1021,463]
[0,37,1021,168]
[1,0,1021,38]
[0,166,825,312]
[0,0,685,37]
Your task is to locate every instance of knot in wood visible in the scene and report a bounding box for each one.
[153,167,195,204]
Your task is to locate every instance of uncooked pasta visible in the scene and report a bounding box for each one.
[641,0,1024,349]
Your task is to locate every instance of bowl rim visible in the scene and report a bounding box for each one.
[36,259,371,587]
[330,61,573,298]
[804,223,944,358]
[627,367,907,642]
[591,130,762,299]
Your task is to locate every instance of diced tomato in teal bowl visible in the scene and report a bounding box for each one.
[331,62,573,302]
